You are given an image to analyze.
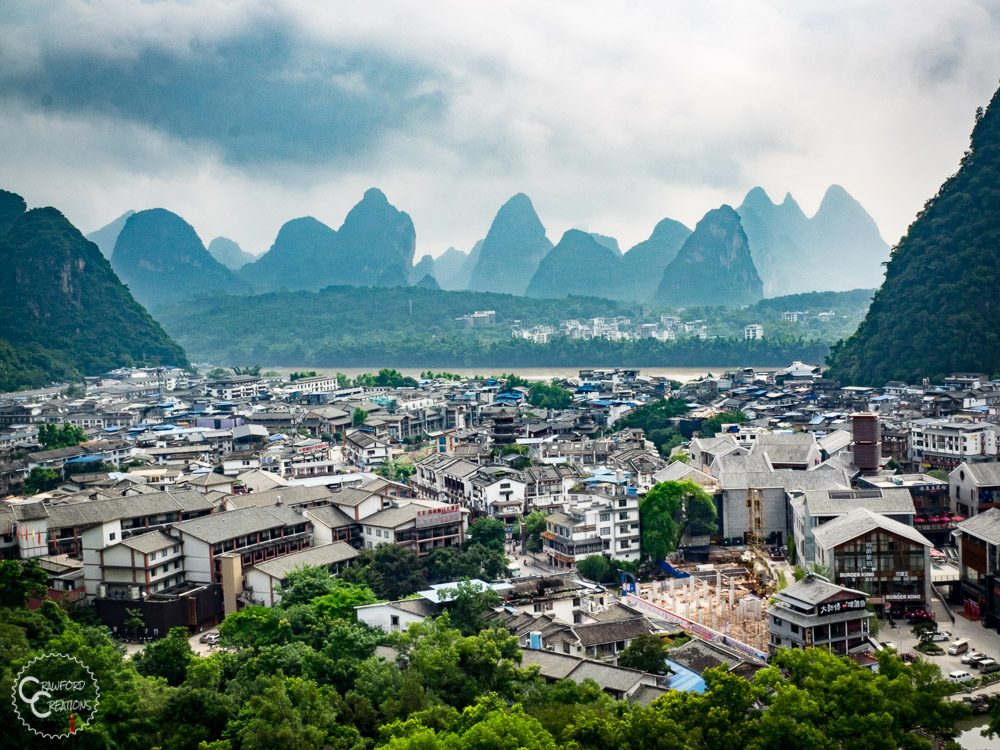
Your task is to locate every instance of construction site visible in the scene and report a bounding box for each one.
[631,486,790,655]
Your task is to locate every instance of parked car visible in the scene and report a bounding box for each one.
[948,638,970,655]
[948,670,974,684]
[961,651,987,665]
[199,631,220,644]
[967,653,991,669]
[901,652,920,664]
[979,659,1000,675]
[921,630,951,642]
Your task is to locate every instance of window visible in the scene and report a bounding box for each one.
[390,614,400,631]
[109,532,116,541]
[773,616,783,626]
[599,513,610,522]
[619,511,628,520]
[619,539,630,549]
[618,499,627,507]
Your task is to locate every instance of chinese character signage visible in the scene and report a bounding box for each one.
[817,598,867,615]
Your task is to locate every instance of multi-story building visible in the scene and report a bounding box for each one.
[169,505,312,585]
[360,500,467,556]
[908,419,999,470]
[744,324,764,340]
[542,490,641,568]
[953,508,1000,629]
[203,375,265,401]
[950,461,1000,517]
[812,507,932,612]
[343,431,391,469]
[790,487,915,567]
[767,575,872,656]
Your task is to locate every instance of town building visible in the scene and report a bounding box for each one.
[953,508,1000,629]
[767,575,872,656]
[812,507,933,611]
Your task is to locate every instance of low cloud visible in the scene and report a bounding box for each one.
[1,1,998,256]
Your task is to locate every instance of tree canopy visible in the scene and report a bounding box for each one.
[640,480,717,561]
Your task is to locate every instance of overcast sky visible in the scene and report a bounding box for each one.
[1,1,999,259]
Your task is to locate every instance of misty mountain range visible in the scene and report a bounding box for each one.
[87,183,888,311]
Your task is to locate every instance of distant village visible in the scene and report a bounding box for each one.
[507,309,843,344]
[3,362,1000,693]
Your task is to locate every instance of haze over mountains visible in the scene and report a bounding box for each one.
[653,206,763,307]
[86,182,888,310]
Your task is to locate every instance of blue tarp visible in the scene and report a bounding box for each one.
[658,560,691,578]
[664,658,706,693]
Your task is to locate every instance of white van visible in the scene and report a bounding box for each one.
[947,638,970,655]
[948,670,974,684]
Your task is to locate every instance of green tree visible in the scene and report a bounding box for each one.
[375,458,417,482]
[344,545,428,600]
[640,480,716,562]
[24,466,61,495]
[352,408,368,427]
[278,565,337,607]
[927,468,950,482]
[38,422,87,449]
[0,560,48,607]
[227,674,359,750]
[311,580,378,621]
[133,626,194,686]
[439,580,502,636]
[527,380,574,409]
[467,517,506,552]
[577,555,609,582]
[523,511,547,553]
[219,605,293,649]
[617,633,669,674]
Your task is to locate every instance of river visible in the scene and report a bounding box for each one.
[955,715,993,749]
[260,366,732,383]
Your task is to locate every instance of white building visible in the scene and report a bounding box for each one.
[744,324,764,340]
[542,490,641,567]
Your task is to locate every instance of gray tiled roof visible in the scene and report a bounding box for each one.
[803,487,914,516]
[306,505,357,529]
[120,530,177,554]
[812,507,932,549]
[957,507,1000,544]
[363,504,423,528]
[773,576,866,607]
[573,616,653,647]
[45,490,214,529]
[250,541,359,579]
[227,485,332,509]
[567,660,649,693]
[171,505,306,544]
[964,462,1000,487]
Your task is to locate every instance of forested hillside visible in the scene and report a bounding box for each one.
[0,191,188,390]
[828,83,1000,384]
[156,285,836,367]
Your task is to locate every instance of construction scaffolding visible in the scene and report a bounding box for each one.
[638,565,770,653]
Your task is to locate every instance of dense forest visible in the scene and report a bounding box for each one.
[828,82,1000,384]
[157,285,847,368]
[0,558,979,750]
[0,191,189,391]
